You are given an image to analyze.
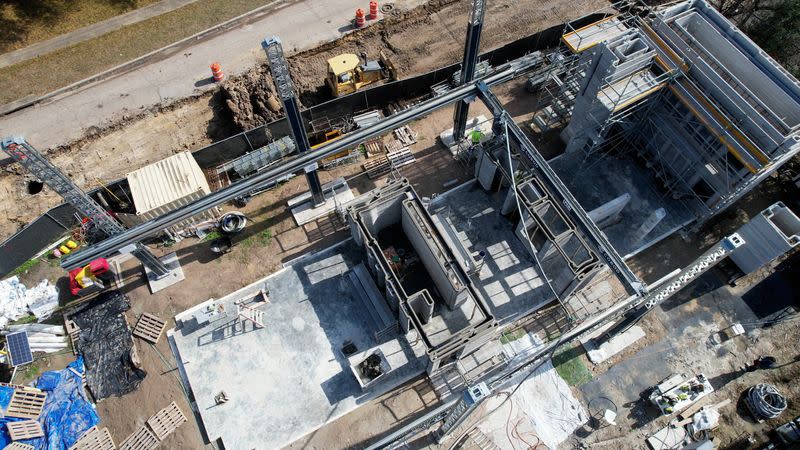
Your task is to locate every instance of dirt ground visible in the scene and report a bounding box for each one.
[563,252,800,450]
[0,0,606,242]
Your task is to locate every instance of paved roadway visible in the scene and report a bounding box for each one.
[0,0,200,69]
[0,0,426,149]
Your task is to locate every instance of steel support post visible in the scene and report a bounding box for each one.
[262,36,326,207]
[131,243,170,277]
[453,0,486,141]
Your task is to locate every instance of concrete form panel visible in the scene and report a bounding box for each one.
[730,202,800,274]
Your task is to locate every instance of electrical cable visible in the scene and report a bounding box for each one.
[746,383,786,420]
[450,329,569,449]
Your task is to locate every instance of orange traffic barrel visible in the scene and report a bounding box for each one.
[355,8,366,28]
[210,62,225,82]
[369,1,379,19]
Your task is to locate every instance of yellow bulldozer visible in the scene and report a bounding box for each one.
[325,51,397,97]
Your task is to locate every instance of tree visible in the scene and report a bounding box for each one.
[746,0,800,78]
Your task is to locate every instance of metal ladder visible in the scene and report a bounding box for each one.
[1,136,169,276]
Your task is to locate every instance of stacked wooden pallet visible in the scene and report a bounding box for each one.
[363,147,416,179]
[364,139,384,157]
[116,401,187,450]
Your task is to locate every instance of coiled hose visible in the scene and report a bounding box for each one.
[746,383,786,420]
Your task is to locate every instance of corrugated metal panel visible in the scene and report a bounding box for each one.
[127,152,211,216]
[117,190,218,233]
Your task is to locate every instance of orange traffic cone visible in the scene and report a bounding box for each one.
[369,1,379,20]
[210,63,225,82]
[355,9,366,28]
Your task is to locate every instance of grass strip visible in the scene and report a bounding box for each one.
[0,0,161,53]
[552,343,592,387]
[0,0,277,104]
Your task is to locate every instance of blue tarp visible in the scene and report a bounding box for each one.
[0,357,100,450]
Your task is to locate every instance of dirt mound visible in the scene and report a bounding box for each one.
[219,0,462,131]
[221,65,282,131]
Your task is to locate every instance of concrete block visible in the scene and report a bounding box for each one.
[289,178,354,226]
[144,252,184,294]
[580,323,645,365]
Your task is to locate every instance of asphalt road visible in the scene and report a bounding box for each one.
[0,0,427,149]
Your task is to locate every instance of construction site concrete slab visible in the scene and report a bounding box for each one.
[580,323,646,364]
[289,178,354,226]
[477,360,587,449]
[169,240,426,450]
[439,115,494,155]
[430,181,555,320]
[144,252,184,294]
[550,151,694,257]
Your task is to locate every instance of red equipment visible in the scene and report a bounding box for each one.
[68,258,111,296]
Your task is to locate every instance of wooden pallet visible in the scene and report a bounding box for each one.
[0,383,38,392]
[364,139,384,157]
[132,313,166,344]
[386,147,416,169]
[363,146,417,179]
[393,126,418,146]
[385,139,404,153]
[65,318,81,354]
[4,443,34,450]
[6,420,44,440]
[6,390,47,419]
[363,155,390,178]
[69,426,116,450]
[118,426,158,450]
[146,401,187,440]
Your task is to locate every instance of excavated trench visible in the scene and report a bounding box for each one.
[220,0,464,131]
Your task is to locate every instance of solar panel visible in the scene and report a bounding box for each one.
[6,331,33,367]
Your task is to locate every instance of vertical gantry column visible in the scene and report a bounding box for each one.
[452,0,486,142]
[1,136,170,277]
[262,36,326,207]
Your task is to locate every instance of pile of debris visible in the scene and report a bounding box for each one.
[221,65,282,131]
[0,277,59,328]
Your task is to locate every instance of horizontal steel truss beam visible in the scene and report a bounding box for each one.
[61,54,544,269]
[474,81,646,296]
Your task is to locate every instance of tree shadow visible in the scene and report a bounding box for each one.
[1,1,64,23]
[0,0,143,50]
